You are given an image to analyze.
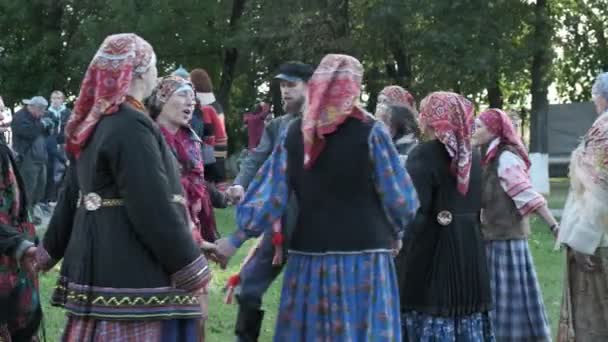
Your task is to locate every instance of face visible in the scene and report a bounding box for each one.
[51,93,65,108]
[280,80,307,113]
[29,105,45,118]
[377,94,390,106]
[158,88,195,129]
[593,94,608,115]
[375,103,392,129]
[472,119,495,146]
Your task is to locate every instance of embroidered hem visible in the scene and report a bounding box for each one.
[51,277,202,320]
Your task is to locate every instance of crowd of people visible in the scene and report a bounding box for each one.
[0,32,607,342]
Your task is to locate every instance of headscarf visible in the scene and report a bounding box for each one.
[302,54,366,169]
[576,111,608,193]
[65,33,155,158]
[147,75,194,113]
[419,91,474,195]
[379,85,416,109]
[478,108,530,169]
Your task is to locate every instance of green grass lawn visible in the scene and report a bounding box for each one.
[38,183,569,341]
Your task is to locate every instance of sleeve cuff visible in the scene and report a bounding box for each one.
[14,240,34,262]
[171,254,211,293]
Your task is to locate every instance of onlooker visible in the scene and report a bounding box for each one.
[11,96,53,224]
[243,102,271,150]
[0,97,11,144]
[42,91,70,211]
[190,68,228,188]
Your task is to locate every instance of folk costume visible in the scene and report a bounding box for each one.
[40,34,210,342]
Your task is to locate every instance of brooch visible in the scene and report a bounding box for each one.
[437,210,453,226]
[83,193,103,211]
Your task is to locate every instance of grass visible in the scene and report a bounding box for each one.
[38,182,569,341]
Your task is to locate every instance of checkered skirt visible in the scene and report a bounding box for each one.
[486,239,551,341]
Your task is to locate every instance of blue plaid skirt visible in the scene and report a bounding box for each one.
[486,239,551,341]
[273,251,401,342]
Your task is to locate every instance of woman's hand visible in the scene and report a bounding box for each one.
[392,239,403,257]
[571,249,600,272]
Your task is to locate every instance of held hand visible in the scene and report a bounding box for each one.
[214,238,238,268]
[226,185,245,204]
[392,239,403,257]
[21,246,38,278]
[200,241,228,266]
[572,249,600,272]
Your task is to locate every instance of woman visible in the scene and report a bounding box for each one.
[147,75,229,340]
[148,75,225,244]
[0,129,40,341]
[557,72,608,341]
[39,33,210,341]
[377,104,420,166]
[189,69,228,188]
[216,54,419,341]
[400,91,494,341]
[473,108,556,341]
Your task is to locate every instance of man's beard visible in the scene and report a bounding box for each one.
[283,96,305,114]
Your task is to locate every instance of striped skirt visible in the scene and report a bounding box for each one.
[486,239,551,341]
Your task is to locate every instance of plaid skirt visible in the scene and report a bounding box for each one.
[61,316,201,342]
[274,251,401,341]
[486,239,551,341]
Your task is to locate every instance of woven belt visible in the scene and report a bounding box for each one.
[78,192,186,211]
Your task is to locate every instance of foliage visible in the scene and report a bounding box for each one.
[0,0,594,151]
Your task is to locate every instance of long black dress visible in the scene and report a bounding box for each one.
[398,139,491,318]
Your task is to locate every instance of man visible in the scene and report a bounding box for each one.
[42,91,70,210]
[223,62,314,342]
[11,96,53,225]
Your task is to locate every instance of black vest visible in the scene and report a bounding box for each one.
[284,117,394,253]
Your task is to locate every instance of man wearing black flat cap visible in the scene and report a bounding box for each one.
[223,62,313,342]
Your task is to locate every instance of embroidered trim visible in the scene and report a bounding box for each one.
[63,288,199,306]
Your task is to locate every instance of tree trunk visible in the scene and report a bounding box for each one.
[528,0,553,193]
[390,45,412,88]
[216,0,248,117]
[487,74,503,109]
[529,0,552,154]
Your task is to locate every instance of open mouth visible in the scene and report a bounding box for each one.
[183,109,192,115]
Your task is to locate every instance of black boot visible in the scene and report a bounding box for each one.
[235,305,264,342]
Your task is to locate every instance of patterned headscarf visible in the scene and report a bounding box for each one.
[576,111,608,192]
[148,75,194,114]
[478,108,530,169]
[302,54,366,169]
[65,33,155,158]
[379,85,416,109]
[419,91,475,195]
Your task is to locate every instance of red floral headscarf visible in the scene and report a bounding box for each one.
[478,108,530,169]
[302,54,366,169]
[379,85,416,109]
[65,33,155,158]
[419,91,475,195]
